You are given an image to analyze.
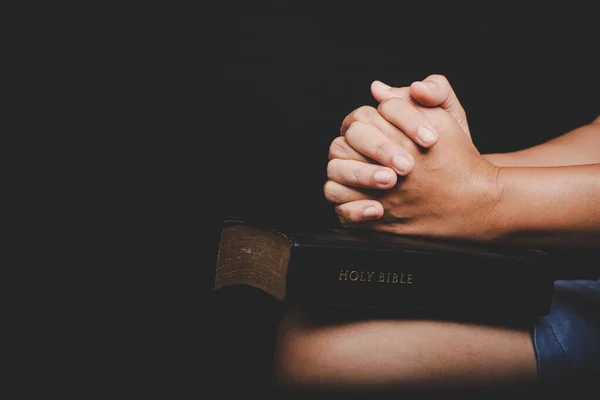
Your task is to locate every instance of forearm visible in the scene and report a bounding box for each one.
[272,305,536,391]
[483,117,600,167]
[488,164,600,249]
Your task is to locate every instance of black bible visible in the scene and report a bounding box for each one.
[212,214,559,321]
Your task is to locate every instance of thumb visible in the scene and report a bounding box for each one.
[409,74,470,137]
[370,80,411,103]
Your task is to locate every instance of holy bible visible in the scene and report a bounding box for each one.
[213,215,558,320]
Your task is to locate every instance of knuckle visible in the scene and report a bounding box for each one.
[326,159,338,179]
[352,169,365,186]
[340,114,351,134]
[323,180,341,203]
[377,97,400,115]
[353,105,377,122]
[334,204,349,224]
[328,136,348,160]
[335,204,359,225]
[344,120,365,142]
[374,141,393,161]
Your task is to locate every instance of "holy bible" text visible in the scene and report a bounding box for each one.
[338,270,413,284]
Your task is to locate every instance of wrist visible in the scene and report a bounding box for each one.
[476,162,506,241]
[481,153,501,166]
[485,166,512,241]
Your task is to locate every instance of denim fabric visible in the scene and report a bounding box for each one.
[534,280,600,384]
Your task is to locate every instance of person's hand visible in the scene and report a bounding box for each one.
[326,74,472,193]
[325,87,501,240]
[325,74,472,216]
[370,74,471,139]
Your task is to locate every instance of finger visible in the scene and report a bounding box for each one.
[328,136,371,163]
[375,96,439,148]
[340,105,385,136]
[371,76,471,139]
[343,121,415,176]
[370,80,411,103]
[323,180,372,204]
[409,74,470,137]
[327,158,398,189]
[335,200,384,223]
[379,97,465,145]
[340,106,420,156]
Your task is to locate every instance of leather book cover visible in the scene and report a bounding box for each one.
[213,214,557,319]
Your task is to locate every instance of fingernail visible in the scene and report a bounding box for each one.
[364,207,379,218]
[373,170,392,184]
[392,155,411,172]
[418,126,438,145]
[423,81,436,89]
[374,80,391,90]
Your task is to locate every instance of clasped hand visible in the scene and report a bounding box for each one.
[324,75,501,240]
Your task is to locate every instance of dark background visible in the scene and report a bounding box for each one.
[82,1,598,395]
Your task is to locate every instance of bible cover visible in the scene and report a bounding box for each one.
[213,214,557,319]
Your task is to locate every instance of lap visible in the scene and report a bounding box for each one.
[534,279,600,384]
[271,280,600,392]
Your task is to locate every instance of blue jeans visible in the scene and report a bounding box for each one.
[534,280,600,384]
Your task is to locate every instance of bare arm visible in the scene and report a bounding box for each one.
[272,304,537,392]
[489,163,600,249]
[325,97,600,252]
[373,77,600,168]
[484,117,600,167]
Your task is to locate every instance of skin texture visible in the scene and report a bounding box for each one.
[324,75,600,250]
[271,304,537,392]
[272,75,599,392]
[330,93,499,240]
[483,119,600,167]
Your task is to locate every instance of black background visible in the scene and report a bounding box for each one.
[81,1,599,395]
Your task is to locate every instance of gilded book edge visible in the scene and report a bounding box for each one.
[213,224,291,300]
